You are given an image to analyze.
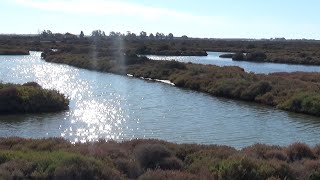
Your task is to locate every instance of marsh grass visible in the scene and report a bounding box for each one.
[1,138,320,179]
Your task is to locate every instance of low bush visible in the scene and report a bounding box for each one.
[277,92,320,116]
[212,156,260,180]
[0,151,123,180]
[0,82,69,114]
[246,52,267,61]
[313,145,320,157]
[242,144,283,160]
[257,160,294,180]
[232,52,245,60]
[0,49,29,55]
[287,142,315,161]
[134,143,182,170]
[22,82,42,88]
[240,81,272,100]
[0,138,319,179]
[115,158,141,178]
[264,150,288,161]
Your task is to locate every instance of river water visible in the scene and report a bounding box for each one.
[0,52,320,148]
[146,52,320,74]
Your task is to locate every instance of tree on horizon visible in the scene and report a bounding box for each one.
[79,31,84,39]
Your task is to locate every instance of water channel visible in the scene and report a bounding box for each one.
[0,52,320,148]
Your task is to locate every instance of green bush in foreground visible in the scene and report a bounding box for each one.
[0,151,123,180]
[0,82,69,114]
[1,138,320,179]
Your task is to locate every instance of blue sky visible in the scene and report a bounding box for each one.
[1,0,320,39]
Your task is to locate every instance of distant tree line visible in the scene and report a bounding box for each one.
[91,30,180,40]
[38,29,188,41]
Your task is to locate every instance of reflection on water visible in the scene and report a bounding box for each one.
[146,52,320,74]
[0,52,320,148]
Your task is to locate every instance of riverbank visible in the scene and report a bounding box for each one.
[0,49,29,55]
[0,137,319,179]
[0,82,69,114]
[42,48,320,117]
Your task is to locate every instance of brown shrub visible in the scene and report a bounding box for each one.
[264,150,288,161]
[298,159,320,180]
[115,158,142,178]
[242,144,282,159]
[257,160,295,180]
[0,160,36,179]
[158,157,183,170]
[0,137,25,149]
[287,143,315,161]
[313,145,320,157]
[134,143,177,170]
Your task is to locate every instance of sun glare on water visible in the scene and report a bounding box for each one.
[25,52,128,143]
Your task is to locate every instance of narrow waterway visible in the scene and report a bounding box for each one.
[0,52,320,148]
[146,52,320,74]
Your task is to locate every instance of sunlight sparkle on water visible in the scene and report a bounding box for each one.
[24,52,127,143]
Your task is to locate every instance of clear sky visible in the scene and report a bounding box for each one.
[1,0,320,39]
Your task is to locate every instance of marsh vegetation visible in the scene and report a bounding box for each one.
[0,82,69,114]
[1,138,320,179]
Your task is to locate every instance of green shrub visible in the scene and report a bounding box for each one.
[212,156,260,180]
[0,151,123,180]
[22,82,42,88]
[277,92,320,116]
[0,82,69,114]
[185,147,237,176]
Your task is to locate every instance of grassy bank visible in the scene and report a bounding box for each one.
[43,47,320,117]
[0,48,29,55]
[0,82,69,114]
[0,137,320,179]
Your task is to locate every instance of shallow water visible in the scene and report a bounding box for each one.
[146,52,320,74]
[0,52,320,148]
